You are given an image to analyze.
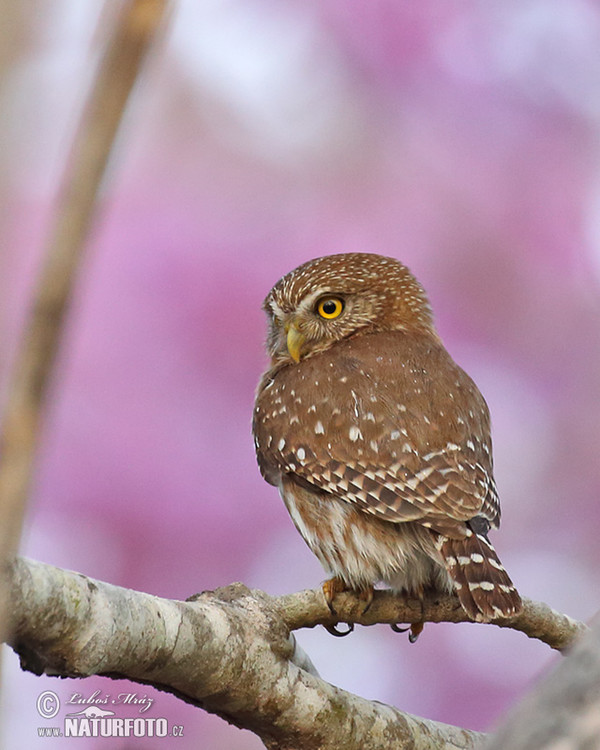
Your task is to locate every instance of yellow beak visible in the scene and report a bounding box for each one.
[285,323,305,363]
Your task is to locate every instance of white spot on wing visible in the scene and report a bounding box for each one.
[349,426,362,442]
[351,390,360,418]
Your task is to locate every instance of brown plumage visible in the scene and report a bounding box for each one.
[253,253,522,626]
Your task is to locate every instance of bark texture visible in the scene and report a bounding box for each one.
[5,556,590,750]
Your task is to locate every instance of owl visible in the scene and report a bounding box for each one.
[253,253,522,635]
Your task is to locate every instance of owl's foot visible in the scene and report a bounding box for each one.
[322,578,375,615]
[357,585,375,614]
[322,576,347,615]
[323,578,352,637]
[390,589,425,642]
[322,578,374,637]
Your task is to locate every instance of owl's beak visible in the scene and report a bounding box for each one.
[285,322,305,363]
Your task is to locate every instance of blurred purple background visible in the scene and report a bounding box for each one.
[1,2,599,748]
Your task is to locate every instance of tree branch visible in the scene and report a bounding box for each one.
[6,557,480,749]
[486,616,600,750]
[5,557,588,750]
[278,588,587,653]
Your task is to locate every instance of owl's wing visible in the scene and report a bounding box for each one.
[254,334,500,535]
[276,440,498,535]
[255,399,499,535]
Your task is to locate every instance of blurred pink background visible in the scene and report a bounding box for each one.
[1,2,600,748]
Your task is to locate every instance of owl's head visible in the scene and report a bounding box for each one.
[263,253,436,365]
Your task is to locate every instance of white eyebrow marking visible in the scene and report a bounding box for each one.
[268,300,286,320]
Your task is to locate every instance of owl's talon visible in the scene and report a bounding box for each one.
[358,586,375,615]
[408,628,421,644]
[325,622,354,637]
[322,576,347,615]
[390,622,424,642]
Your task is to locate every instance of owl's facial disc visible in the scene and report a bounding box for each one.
[266,287,356,364]
[283,295,345,362]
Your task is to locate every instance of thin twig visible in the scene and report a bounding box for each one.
[0,0,170,630]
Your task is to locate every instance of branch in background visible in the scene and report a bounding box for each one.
[486,615,600,750]
[5,557,588,750]
[0,0,170,637]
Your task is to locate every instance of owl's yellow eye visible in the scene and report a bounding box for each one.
[316,297,344,319]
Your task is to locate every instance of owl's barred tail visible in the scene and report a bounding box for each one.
[440,533,522,622]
